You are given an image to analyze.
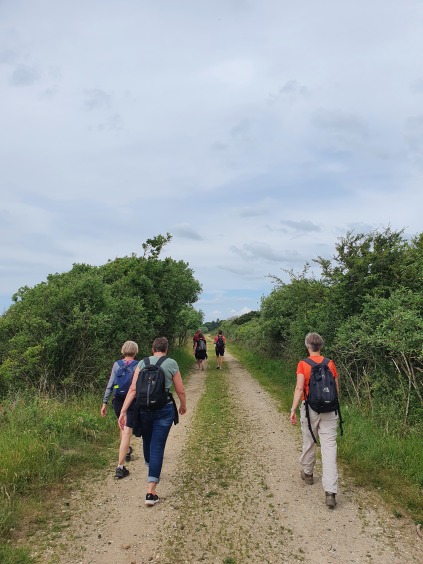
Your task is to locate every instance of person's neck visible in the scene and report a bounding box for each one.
[153,351,166,357]
[309,351,321,357]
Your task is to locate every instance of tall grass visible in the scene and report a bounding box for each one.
[229,343,423,524]
[0,392,117,562]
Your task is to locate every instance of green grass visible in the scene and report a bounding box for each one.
[0,392,117,561]
[228,343,423,524]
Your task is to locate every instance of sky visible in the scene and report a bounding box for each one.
[1,0,423,322]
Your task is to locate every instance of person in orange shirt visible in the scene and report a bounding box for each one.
[290,332,340,508]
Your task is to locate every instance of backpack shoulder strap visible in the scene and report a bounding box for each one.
[303,357,317,367]
[116,359,125,368]
[156,355,167,367]
[143,356,150,366]
[129,359,138,368]
[322,357,330,365]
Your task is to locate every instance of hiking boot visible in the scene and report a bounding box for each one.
[145,493,159,506]
[125,446,133,463]
[115,466,129,479]
[325,492,336,508]
[301,470,314,485]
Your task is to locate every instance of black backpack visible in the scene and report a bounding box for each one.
[216,335,225,350]
[304,357,343,443]
[113,359,139,398]
[197,339,207,351]
[135,356,170,411]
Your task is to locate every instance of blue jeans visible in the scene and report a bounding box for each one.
[139,402,174,483]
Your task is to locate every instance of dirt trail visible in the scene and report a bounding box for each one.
[37,351,421,563]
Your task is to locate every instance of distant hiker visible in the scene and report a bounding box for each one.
[290,332,340,509]
[214,330,226,369]
[101,340,139,478]
[194,332,207,371]
[118,336,187,506]
[192,329,201,352]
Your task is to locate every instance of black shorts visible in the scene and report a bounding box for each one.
[112,396,136,428]
[195,350,207,360]
[215,347,225,357]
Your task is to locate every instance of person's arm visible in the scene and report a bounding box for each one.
[172,371,187,415]
[290,373,305,425]
[100,365,117,416]
[118,367,139,430]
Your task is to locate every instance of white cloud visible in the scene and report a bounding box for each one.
[1,0,422,320]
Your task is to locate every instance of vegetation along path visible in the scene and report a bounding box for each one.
[38,350,422,563]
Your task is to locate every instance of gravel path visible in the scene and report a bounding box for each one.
[38,350,422,563]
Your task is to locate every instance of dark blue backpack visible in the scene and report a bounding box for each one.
[113,359,138,398]
[303,357,343,443]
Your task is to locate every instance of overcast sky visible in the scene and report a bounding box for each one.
[1,0,423,322]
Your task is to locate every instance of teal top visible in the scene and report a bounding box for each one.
[137,355,179,390]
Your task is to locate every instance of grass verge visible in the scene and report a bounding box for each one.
[228,343,423,524]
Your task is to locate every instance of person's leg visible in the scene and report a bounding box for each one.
[299,404,319,476]
[117,426,132,466]
[147,404,174,494]
[113,397,132,459]
[219,350,224,368]
[319,412,339,494]
[140,412,153,467]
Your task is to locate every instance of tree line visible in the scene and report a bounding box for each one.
[0,234,203,397]
[221,227,423,434]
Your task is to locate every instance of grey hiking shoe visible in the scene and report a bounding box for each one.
[301,470,314,485]
[325,492,336,508]
[125,446,133,463]
[115,466,129,479]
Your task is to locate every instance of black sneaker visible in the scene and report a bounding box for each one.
[115,466,129,479]
[145,493,159,506]
[125,446,133,463]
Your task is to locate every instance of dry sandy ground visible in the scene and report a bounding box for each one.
[36,351,422,563]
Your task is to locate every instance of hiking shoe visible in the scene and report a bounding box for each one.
[145,493,159,506]
[125,446,133,463]
[115,466,129,479]
[301,470,314,485]
[325,492,336,508]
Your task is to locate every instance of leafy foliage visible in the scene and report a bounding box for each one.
[0,235,201,396]
[223,227,423,435]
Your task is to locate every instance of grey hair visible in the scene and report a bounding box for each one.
[121,340,139,356]
[305,332,324,352]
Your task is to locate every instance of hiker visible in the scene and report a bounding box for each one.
[289,332,340,508]
[213,329,226,369]
[194,332,207,371]
[192,329,201,352]
[101,340,139,478]
[118,336,187,506]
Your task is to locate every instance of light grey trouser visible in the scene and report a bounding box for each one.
[299,403,339,494]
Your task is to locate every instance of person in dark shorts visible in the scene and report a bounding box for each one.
[194,332,207,371]
[101,340,139,478]
[213,330,226,369]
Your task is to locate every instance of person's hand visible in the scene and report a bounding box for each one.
[118,412,127,431]
[290,409,297,425]
[179,406,186,415]
[100,404,107,417]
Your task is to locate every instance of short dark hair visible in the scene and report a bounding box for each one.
[218,329,223,335]
[152,337,168,353]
